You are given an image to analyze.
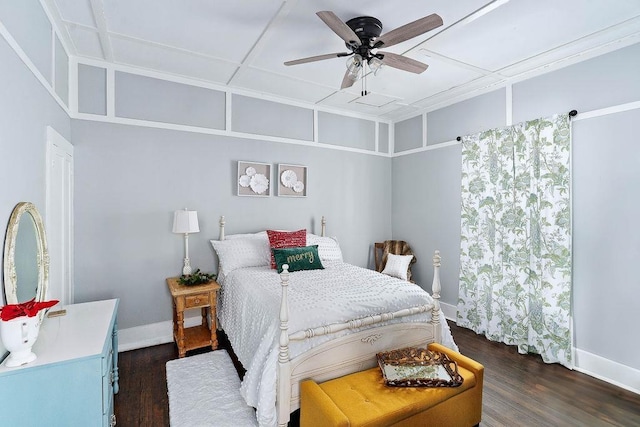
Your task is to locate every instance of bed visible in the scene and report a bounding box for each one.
[210,217,457,427]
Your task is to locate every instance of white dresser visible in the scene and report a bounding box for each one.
[0,299,119,426]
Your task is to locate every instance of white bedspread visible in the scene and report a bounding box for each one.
[217,261,457,427]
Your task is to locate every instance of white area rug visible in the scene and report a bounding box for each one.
[166,350,258,427]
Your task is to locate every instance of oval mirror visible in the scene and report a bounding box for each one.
[3,202,49,305]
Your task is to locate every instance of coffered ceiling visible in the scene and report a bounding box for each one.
[44,0,640,119]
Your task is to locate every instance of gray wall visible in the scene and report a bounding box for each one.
[318,112,376,150]
[232,95,313,141]
[72,121,391,329]
[392,145,462,305]
[391,42,640,371]
[115,72,225,129]
[0,28,71,357]
[78,64,106,115]
[0,0,52,84]
[572,109,640,369]
[427,88,506,144]
[394,115,422,153]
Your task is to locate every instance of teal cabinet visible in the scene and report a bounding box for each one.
[0,299,119,426]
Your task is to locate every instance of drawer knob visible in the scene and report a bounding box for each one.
[194,298,200,304]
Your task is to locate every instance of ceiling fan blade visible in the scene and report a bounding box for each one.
[340,70,357,89]
[285,52,351,66]
[317,11,362,48]
[379,51,429,74]
[375,13,443,48]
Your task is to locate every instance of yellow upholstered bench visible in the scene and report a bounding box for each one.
[300,343,483,427]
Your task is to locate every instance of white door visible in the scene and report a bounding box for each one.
[46,126,74,305]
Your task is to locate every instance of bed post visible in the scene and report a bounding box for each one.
[321,216,326,237]
[431,250,442,343]
[277,264,291,427]
[219,216,226,240]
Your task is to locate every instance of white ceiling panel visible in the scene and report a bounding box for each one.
[352,93,398,108]
[380,104,422,120]
[53,0,96,28]
[369,53,494,102]
[43,0,640,118]
[426,0,640,72]
[410,74,505,112]
[319,91,360,107]
[111,36,239,84]
[69,25,104,59]
[318,91,400,115]
[232,68,336,105]
[252,0,487,90]
[499,16,640,78]
[103,0,283,63]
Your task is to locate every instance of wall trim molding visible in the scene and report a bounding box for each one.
[118,315,202,352]
[572,100,640,122]
[439,301,457,321]
[391,99,640,157]
[0,19,70,115]
[71,55,391,124]
[574,348,640,395]
[74,113,392,158]
[69,56,396,157]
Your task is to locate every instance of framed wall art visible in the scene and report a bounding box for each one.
[278,164,307,197]
[237,161,271,197]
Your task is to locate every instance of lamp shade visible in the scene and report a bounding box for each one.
[172,210,199,234]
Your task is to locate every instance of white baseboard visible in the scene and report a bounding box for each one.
[118,306,640,396]
[574,348,640,395]
[439,301,457,321]
[118,315,202,352]
[438,301,639,395]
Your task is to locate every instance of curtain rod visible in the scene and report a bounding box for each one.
[455,110,578,141]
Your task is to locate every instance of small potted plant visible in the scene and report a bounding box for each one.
[178,269,216,286]
[0,298,58,367]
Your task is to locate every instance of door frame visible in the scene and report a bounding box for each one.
[45,126,74,305]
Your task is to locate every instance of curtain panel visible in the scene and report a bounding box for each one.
[457,113,572,367]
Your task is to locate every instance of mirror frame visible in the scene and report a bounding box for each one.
[3,202,49,305]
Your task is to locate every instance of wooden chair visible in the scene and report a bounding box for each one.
[374,240,417,282]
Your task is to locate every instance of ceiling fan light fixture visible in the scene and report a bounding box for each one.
[286,10,441,90]
[368,57,384,75]
[347,54,362,70]
[346,54,363,80]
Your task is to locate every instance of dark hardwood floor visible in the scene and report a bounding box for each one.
[115,322,640,426]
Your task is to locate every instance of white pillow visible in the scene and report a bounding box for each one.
[381,253,414,281]
[225,231,267,240]
[306,234,343,262]
[210,237,270,276]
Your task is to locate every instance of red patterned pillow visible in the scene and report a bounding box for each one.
[267,229,307,269]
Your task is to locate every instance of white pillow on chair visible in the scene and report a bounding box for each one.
[381,253,414,281]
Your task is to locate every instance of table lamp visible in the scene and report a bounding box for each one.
[172,208,199,275]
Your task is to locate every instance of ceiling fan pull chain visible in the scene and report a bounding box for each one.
[364,66,367,96]
[362,61,368,96]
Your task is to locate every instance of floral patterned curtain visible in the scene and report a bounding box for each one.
[457,113,573,367]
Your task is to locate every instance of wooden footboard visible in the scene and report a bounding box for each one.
[276,250,443,427]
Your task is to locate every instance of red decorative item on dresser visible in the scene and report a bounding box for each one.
[266,229,306,268]
[0,298,59,321]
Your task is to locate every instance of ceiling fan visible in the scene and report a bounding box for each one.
[285,11,443,94]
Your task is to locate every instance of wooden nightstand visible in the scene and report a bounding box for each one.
[166,277,220,358]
